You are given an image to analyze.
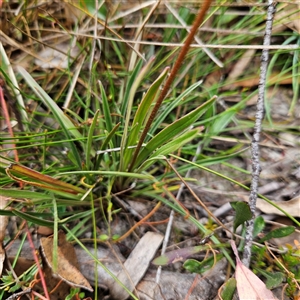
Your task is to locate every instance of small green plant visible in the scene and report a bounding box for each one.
[66,288,85,300]
[249,220,300,298]
[250,243,300,298]
[0,266,36,297]
[1,1,299,299]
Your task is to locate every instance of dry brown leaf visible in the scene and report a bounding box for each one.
[242,195,300,217]
[231,240,278,300]
[40,230,93,292]
[256,196,300,218]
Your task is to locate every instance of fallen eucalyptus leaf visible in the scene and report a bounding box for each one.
[40,230,93,292]
[230,240,278,300]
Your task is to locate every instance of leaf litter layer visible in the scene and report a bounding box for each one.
[0,1,300,300]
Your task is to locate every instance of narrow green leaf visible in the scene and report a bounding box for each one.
[138,129,199,172]
[207,108,236,137]
[99,81,113,134]
[289,35,300,115]
[60,209,97,223]
[0,189,52,200]
[150,129,198,158]
[134,97,215,169]
[0,44,28,127]
[59,170,154,180]
[148,80,203,137]
[259,226,295,243]
[95,122,120,170]
[1,210,56,218]
[120,58,151,116]
[52,193,59,272]
[122,67,169,169]
[86,110,100,170]
[0,210,14,217]
[12,209,54,227]
[127,67,170,147]
[17,67,84,168]
[119,57,155,171]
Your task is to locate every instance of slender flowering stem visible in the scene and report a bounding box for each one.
[242,0,276,267]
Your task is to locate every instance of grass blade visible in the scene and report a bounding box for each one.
[17,66,85,168]
[122,67,169,170]
[119,57,155,171]
[85,110,100,170]
[134,97,216,169]
[137,129,199,172]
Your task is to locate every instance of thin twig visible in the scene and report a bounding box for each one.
[20,29,299,50]
[5,289,32,300]
[31,25,265,36]
[242,0,276,267]
[165,2,223,67]
[25,222,51,300]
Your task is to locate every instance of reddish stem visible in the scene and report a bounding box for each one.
[25,222,51,300]
[0,85,19,163]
